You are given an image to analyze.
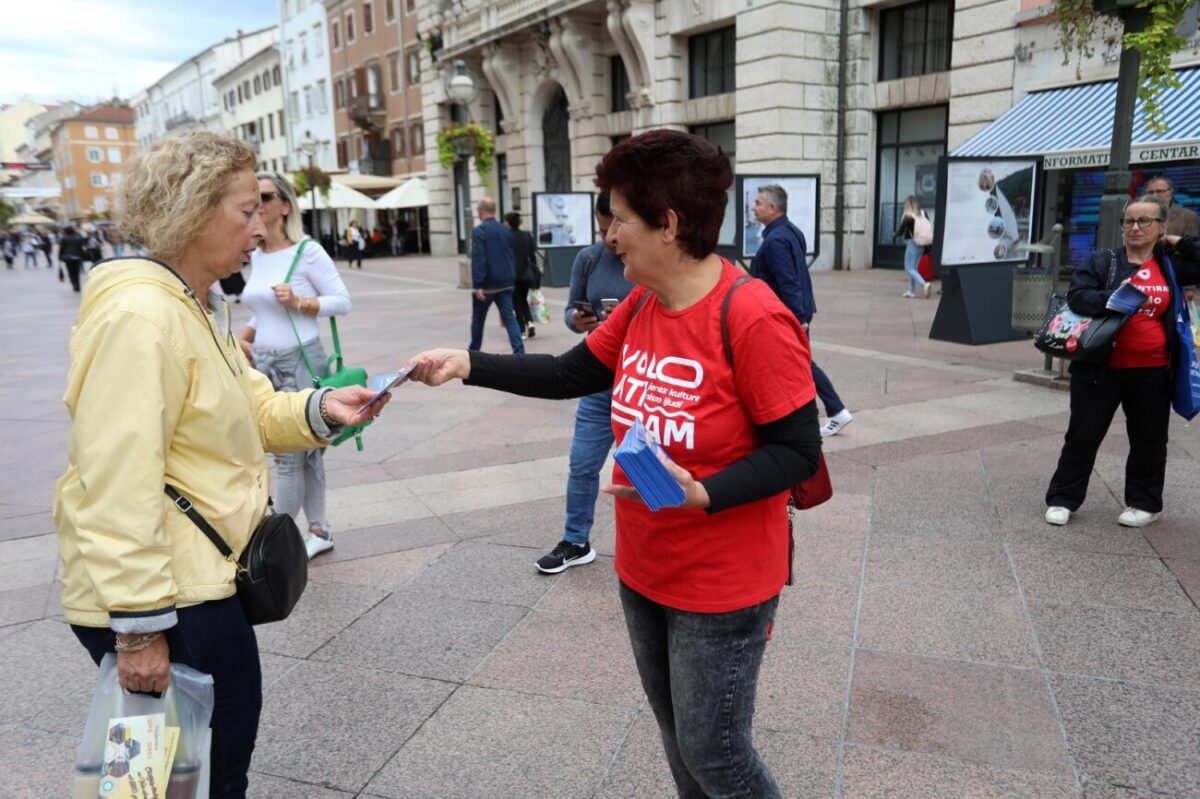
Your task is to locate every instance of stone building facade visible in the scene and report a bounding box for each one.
[215,45,290,174]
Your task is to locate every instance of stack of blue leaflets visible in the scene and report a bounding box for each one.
[613,419,686,511]
[1106,282,1149,315]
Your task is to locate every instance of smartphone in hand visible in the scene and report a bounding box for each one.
[600,298,620,316]
[573,300,596,316]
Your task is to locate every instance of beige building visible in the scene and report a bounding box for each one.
[216,44,291,173]
[0,100,47,163]
[418,0,1200,270]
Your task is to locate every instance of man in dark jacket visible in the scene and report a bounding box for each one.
[752,184,853,437]
[470,197,524,353]
[58,226,87,292]
[505,212,540,338]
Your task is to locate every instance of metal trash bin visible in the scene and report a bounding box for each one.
[1012,224,1063,333]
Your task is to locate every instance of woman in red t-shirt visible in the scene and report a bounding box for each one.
[407,130,821,797]
[1046,195,1200,528]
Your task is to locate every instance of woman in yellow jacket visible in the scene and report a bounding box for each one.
[53,132,389,798]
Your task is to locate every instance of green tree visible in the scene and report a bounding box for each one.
[1053,0,1193,133]
[0,199,15,227]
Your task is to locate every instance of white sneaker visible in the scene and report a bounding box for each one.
[1044,506,1071,526]
[820,409,853,438]
[902,291,916,298]
[305,531,334,558]
[1117,507,1160,528]
[923,283,933,299]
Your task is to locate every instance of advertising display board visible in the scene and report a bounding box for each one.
[737,175,821,259]
[937,157,1041,266]
[531,192,595,249]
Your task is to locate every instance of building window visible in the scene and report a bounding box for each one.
[335,78,345,109]
[389,53,400,92]
[363,2,374,34]
[385,0,395,23]
[243,80,251,99]
[95,196,108,213]
[392,126,406,158]
[263,70,271,89]
[300,32,308,66]
[332,20,340,49]
[317,79,329,113]
[313,23,324,56]
[86,147,103,163]
[337,138,348,168]
[406,0,414,12]
[688,26,735,99]
[610,55,630,113]
[874,105,947,263]
[366,63,381,103]
[407,49,420,84]
[90,172,108,187]
[304,86,313,117]
[289,91,300,121]
[229,90,237,108]
[84,125,99,139]
[277,110,285,140]
[107,147,122,163]
[223,94,229,111]
[273,65,281,85]
[346,11,355,42]
[105,126,119,140]
[688,122,736,245]
[410,121,423,155]
[879,0,952,81]
[268,113,275,139]
[254,75,262,94]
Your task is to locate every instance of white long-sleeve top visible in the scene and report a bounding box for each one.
[244,240,352,350]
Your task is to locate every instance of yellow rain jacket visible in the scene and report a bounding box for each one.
[54,258,324,632]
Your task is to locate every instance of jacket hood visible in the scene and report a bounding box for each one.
[76,257,191,324]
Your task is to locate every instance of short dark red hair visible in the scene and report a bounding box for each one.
[594,129,732,259]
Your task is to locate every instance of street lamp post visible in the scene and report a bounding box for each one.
[444,60,479,285]
[298,130,319,240]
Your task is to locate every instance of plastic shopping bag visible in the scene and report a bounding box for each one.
[73,653,214,799]
[529,288,550,324]
[1190,298,1200,349]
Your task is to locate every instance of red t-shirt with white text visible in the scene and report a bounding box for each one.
[1110,258,1170,369]
[585,261,817,612]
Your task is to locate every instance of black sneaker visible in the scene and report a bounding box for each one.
[536,540,596,574]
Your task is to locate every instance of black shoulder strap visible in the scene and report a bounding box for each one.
[720,275,755,367]
[581,244,605,287]
[1105,250,1118,290]
[627,288,653,320]
[164,485,233,558]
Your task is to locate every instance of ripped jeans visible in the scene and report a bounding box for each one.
[254,337,330,533]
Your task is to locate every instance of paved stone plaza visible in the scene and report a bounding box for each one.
[1,255,1198,798]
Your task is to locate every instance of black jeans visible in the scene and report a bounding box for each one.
[1046,366,1172,513]
[620,580,781,798]
[73,596,262,799]
[64,258,82,292]
[513,280,534,329]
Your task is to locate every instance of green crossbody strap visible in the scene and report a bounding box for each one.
[281,238,325,388]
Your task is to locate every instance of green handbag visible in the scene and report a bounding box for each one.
[284,238,369,449]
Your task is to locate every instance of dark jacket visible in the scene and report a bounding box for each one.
[59,232,86,262]
[1066,236,1200,381]
[510,227,538,284]
[752,215,815,324]
[471,217,515,290]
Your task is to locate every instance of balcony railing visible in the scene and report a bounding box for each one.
[348,94,387,131]
[164,111,197,131]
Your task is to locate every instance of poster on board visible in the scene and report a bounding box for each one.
[532,192,595,249]
[738,175,820,259]
[938,157,1040,266]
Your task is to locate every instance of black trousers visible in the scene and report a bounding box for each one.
[513,280,534,329]
[1046,366,1172,513]
[64,258,82,291]
[73,596,262,799]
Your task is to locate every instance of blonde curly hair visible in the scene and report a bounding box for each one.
[117,131,256,262]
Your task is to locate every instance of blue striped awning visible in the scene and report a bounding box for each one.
[951,68,1200,169]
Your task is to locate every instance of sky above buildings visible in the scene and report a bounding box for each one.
[1,0,278,106]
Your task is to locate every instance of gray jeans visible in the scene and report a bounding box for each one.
[620,580,781,798]
[254,338,329,533]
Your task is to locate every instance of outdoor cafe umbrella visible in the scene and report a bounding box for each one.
[294,181,377,210]
[373,178,428,253]
[8,212,55,226]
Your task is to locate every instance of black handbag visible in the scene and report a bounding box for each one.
[1034,251,1128,363]
[165,485,308,625]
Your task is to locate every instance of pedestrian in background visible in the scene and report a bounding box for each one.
[2,235,14,269]
[21,233,38,268]
[39,227,54,267]
[896,195,933,299]
[536,191,634,574]
[239,171,352,559]
[58,225,86,292]
[753,184,854,438]
[1045,195,1200,528]
[344,219,365,268]
[468,197,524,354]
[504,211,539,339]
[1143,175,1200,237]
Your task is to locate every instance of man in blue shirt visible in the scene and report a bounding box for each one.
[752,185,853,437]
[469,197,525,354]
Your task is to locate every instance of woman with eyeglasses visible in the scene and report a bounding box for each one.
[1045,195,1200,528]
[238,173,352,558]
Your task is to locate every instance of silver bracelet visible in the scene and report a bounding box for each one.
[114,632,162,653]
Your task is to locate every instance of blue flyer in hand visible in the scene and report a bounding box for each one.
[359,366,413,411]
[1106,282,1149,315]
[613,419,686,511]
